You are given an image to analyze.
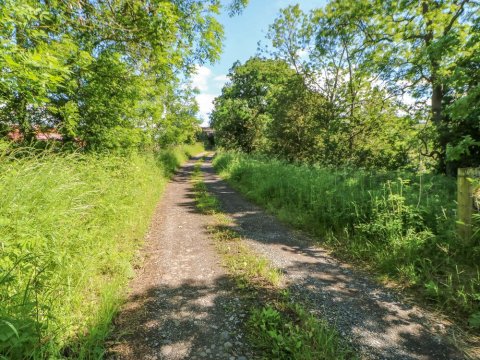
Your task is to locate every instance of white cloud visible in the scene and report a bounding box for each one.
[196,93,216,125]
[213,74,229,84]
[190,65,228,125]
[191,65,212,92]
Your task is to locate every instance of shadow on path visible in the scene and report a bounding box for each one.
[107,277,248,360]
[202,156,464,360]
[107,155,252,360]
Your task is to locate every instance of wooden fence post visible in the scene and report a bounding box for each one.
[457,168,480,242]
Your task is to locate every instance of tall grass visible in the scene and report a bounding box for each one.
[0,142,203,359]
[214,152,480,329]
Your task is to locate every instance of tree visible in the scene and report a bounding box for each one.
[0,0,245,150]
[444,15,480,170]
[156,86,201,147]
[267,75,334,163]
[263,4,415,168]
[321,0,479,173]
[211,58,297,153]
[0,1,77,140]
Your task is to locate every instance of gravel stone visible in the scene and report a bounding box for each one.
[203,155,465,360]
[106,156,255,359]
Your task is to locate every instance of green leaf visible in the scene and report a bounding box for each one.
[0,320,19,339]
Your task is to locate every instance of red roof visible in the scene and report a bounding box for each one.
[7,126,63,141]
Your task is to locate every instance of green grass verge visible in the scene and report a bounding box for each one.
[191,161,355,359]
[0,142,203,359]
[212,152,480,331]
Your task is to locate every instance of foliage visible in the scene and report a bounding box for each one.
[267,75,333,163]
[265,4,419,169]
[214,152,480,328]
[211,57,297,154]
[0,142,203,358]
[249,301,354,360]
[212,55,414,169]
[309,0,479,173]
[0,0,251,150]
[445,15,480,171]
[228,0,250,16]
[213,1,480,173]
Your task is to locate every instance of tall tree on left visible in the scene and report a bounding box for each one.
[0,1,76,141]
[0,0,230,150]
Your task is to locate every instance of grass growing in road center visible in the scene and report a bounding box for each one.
[192,161,281,287]
[249,299,353,360]
[191,160,355,360]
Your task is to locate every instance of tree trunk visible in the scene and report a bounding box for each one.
[431,82,451,173]
[431,83,443,126]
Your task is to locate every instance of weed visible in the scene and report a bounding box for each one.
[192,161,220,215]
[249,301,355,360]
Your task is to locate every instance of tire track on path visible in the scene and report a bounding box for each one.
[108,157,253,360]
[203,155,464,360]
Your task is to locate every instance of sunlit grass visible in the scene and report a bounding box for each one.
[213,151,480,330]
[249,297,356,360]
[0,142,203,359]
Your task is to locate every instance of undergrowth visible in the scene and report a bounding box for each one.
[0,142,203,359]
[191,160,354,359]
[249,299,353,360]
[213,152,480,331]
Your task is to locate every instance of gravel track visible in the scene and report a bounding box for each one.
[107,157,253,360]
[202,155,465,360]
[106,154,467,360]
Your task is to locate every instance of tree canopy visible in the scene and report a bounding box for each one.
[0,0,247,150]
[212,0,480,173]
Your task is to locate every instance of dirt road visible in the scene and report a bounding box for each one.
[108,155,465,360]
[107,157,253,360]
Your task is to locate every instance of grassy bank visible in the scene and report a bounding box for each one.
[213,152,480,330]
[0,143,203,359]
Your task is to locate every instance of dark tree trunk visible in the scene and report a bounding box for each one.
[431,83,443,126]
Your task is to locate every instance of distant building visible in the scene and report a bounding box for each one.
[201,127,214,136]
[200,127,215,148]
[6,126,63,142]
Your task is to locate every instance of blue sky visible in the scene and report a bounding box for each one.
[192,0,327,125]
